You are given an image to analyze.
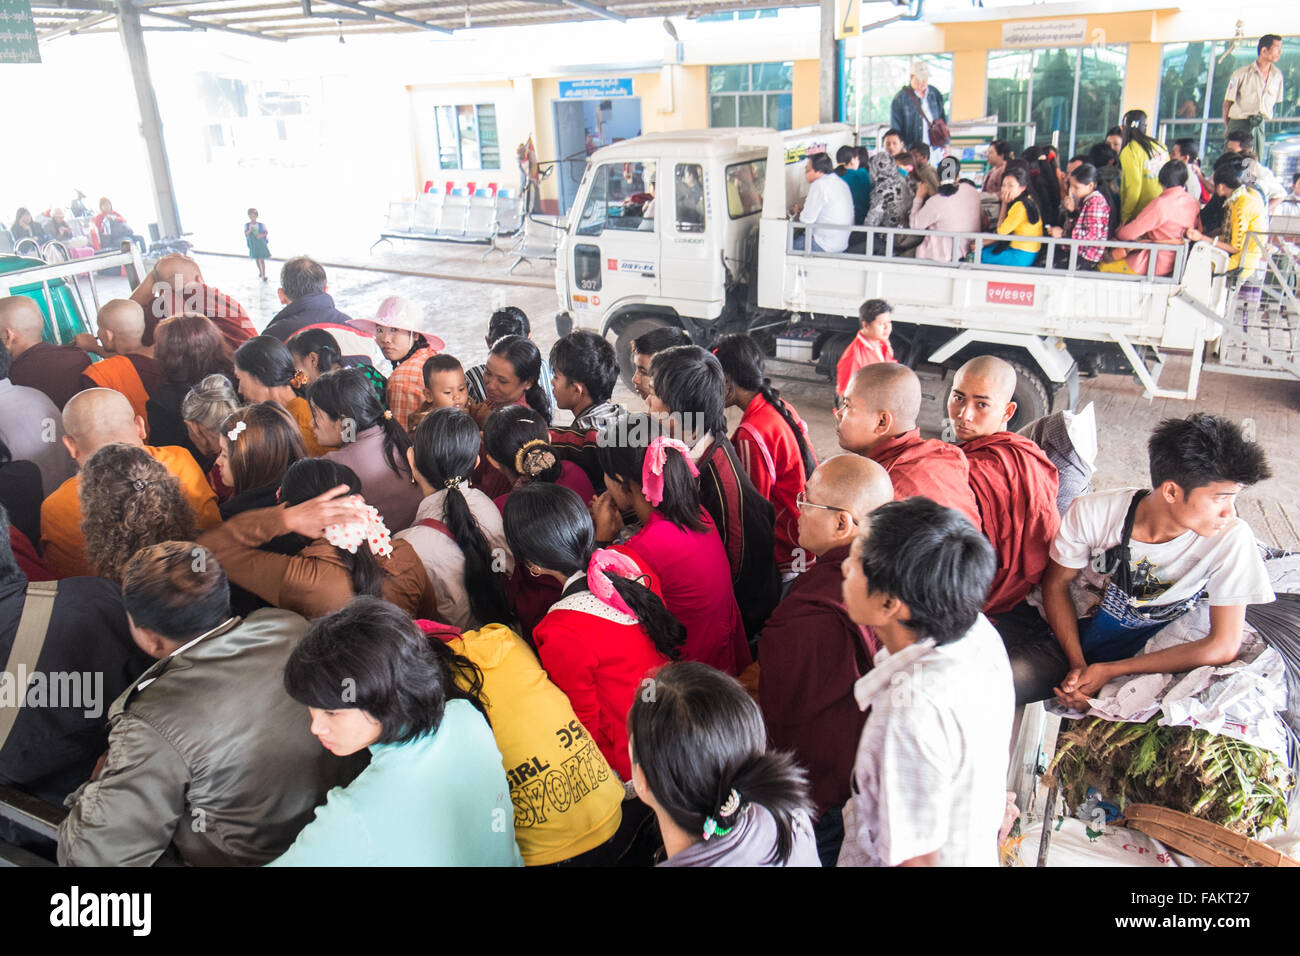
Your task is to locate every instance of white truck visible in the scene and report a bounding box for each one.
[553,122,1298,428]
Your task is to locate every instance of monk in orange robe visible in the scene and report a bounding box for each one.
[834,363,982,529]
[77,299,160,426]
[41,389,222,577]
[949,355,1060,615]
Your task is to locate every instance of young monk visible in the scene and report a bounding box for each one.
[834,362,981,528]
[77,299,160,424]
[947,355,1060,616]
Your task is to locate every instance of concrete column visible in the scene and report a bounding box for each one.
[819,0,838,123]
[116,0,182,237]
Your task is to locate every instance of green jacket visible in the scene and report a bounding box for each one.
[57,609,365,866]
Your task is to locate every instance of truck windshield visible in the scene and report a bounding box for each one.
[576,161,656,236]
[726,159,766,218]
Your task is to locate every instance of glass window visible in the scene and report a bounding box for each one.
[1074,45,1126,155]
[576,162,657,236]
[709,63,794,130]
[709,95,737,126]
[842,53,954,133]
[674,163,705,233]
[709,64,749,93]
[726,159,766,218]
[433,103,500,170]
[982,46,1127,156]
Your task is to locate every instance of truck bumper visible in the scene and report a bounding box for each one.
[555,311,574,337]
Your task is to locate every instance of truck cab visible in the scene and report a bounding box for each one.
[555,125,853,381]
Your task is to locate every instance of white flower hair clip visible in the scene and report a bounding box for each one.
[226,420,248,442]
[324,504,394,558]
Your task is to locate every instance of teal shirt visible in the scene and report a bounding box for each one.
[268,699,523,866]
[839,167,872,224]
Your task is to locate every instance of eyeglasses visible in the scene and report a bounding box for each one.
[795,490,857,524]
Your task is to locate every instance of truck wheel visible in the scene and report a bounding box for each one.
[614,316,673,391]
[1005,358,1051,432]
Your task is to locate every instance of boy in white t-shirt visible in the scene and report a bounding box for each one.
[1014,413,1274,708]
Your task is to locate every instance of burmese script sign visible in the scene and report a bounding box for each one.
[0,0,39,64]
[1000,18,1088,49]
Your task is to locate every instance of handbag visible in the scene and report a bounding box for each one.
[910,88,950,149]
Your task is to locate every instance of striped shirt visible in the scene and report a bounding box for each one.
[1069,190,1111,263]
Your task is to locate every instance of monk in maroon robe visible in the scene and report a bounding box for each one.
[834,362,982,529]
[949,355,1060,615]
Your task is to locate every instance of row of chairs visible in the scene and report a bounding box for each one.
[372,191,525,254]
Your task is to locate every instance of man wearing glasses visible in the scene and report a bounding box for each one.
[757,454,894,867]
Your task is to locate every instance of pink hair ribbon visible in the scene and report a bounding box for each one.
[642,435,697,507]
[586,548,643,618]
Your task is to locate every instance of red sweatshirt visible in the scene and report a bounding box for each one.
[731,392,815,573]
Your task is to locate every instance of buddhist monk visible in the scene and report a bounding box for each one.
[834,363,981,528]
[41,388,222,577]
[0,295,90,409]
[948,355,1060,615]
[129,253,256,352]
[77,299,160,424]
[759,454,895,863]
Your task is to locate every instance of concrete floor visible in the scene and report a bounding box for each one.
[90,241,1300,549]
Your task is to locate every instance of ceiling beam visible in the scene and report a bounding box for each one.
[557,0,624,21]
[311,0,452,32]
[302,0,375,20]
[136,4,288,39]
[38,9,115,38]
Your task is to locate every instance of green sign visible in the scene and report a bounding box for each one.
[0,0,40,64]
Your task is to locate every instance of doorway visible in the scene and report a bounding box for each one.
[553,97,643,215]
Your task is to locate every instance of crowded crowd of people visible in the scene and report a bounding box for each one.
[0,246,1277,868]
[792,38,1294,285]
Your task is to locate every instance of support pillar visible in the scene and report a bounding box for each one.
[819,0,838,123]
[116,0,182,237]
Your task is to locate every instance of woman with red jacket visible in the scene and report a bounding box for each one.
[503,482,684,781]
[713,334,817,578]
[591,417,750,677]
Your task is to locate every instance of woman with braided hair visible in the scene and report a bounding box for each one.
[712,333,817,577]
[308,367,422,532]
[233,335,328,456]
[504,481,684,781]
[397,407,514,630]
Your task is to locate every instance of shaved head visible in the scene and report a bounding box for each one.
[949,355,1019,441]
[810,454,894,523]
[0,296,46,350]
[850,363,921,429]
[797,454,894,556]
[97,299,146,351]
[62,388,145,462]
[154,254,202,288]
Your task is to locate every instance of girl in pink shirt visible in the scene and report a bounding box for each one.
[591,416,750,676]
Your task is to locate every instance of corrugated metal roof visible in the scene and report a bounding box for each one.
[32,0,813,42]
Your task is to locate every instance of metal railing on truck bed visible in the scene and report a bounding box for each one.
[756,219,1230,401]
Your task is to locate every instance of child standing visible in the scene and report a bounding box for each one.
[244,207,270,281]
[835,299,896,401]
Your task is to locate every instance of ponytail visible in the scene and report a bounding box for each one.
[279,457,387,600]
[308,367,412,480]
[626,661,815,866]
[412,408,512,628]
[606,575,686,659]
[595,414,706,533]
[1121,109,1161,160]
[343,546,385,599]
